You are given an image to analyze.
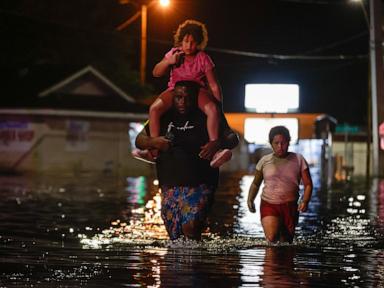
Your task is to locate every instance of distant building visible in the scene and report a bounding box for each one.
[0,66,150,175]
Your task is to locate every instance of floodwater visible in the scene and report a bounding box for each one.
[1,169,384,287]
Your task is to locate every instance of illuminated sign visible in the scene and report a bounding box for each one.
[245,84,299,113]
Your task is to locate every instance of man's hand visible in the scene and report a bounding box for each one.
[151,136,172,151]
[199,140,221,160]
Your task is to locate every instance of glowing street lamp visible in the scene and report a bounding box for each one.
[159,0,170,7]
[117,0,170,85]
[350,0,369,26]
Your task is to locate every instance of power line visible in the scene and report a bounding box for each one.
[1,8,368,62]
[301,31,368,55]
[150,38,368,61]
[207,46,367,60]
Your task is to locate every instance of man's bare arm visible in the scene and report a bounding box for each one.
[135,128,171,151]
[221,128,239,150]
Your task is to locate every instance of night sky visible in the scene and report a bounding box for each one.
[0,0,370,126]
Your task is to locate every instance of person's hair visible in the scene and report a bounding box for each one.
[173,20,208,50]
[269,126,291,144]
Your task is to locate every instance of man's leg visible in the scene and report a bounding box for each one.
[180,185,215,241]
[160,186,183,240]
[182,220,203,241]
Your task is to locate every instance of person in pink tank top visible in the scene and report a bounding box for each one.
[138,19,232,168]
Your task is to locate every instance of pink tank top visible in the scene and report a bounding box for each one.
[165,47,215,89]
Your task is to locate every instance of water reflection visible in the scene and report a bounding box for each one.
[80,189,168,249]
[145,248,243,287]
[240,247,308,288]
[378,179,384,224]
[1,172,384,287]
[235,175,264,237]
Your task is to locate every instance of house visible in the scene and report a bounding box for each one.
[0,65,150,176]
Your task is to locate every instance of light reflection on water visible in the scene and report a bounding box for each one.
[235,175,264,237]
[0,173,384,287]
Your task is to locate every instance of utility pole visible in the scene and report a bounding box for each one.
[369,0,384,177]
[117,0,170,85]
[140,4,147,85]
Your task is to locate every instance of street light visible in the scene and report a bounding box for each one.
[350,0,369,27]
[159,0,170,6]
[117,0,170,85]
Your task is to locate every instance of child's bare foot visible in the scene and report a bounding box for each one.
[210,149,232,168]
[131,149,156,164]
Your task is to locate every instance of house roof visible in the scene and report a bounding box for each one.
[39,65,135,102]
[1,65,149,115]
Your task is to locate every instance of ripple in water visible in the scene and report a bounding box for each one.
[79,190,272,252]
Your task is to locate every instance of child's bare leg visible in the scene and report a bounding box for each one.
[148,90,173,157]
[261,216,281,243]
[198,89,219,141]
[149,90,173,137]
[198,89,232,167]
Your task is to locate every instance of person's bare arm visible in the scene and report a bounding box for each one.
[152,57,172,77]
[153,50,184,77]
[298,168,313,212]
[221,127,239,150]
[199,139,220,160]
[135,127,171,151]
[247,170,263,213]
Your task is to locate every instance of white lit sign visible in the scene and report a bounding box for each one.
[244,118,299,144]
[245,84,299,113]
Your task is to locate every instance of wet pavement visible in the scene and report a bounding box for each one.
[0,170,384,287]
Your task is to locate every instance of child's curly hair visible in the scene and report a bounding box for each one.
[173,20,208,50]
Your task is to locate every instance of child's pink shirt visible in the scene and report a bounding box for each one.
[165,47,215,89]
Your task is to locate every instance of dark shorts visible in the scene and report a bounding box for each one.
[260,199,299,240]
[160,184,215,240]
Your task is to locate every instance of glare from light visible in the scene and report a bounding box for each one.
[244,118,299,144]
[244,84,299,113]
[159,0,170,7]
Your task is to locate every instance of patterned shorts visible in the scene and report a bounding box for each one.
[160,184,215,240]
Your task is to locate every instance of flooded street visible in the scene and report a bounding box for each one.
[1,170,384,287]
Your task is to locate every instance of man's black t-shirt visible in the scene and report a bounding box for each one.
[155,108,219,187]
